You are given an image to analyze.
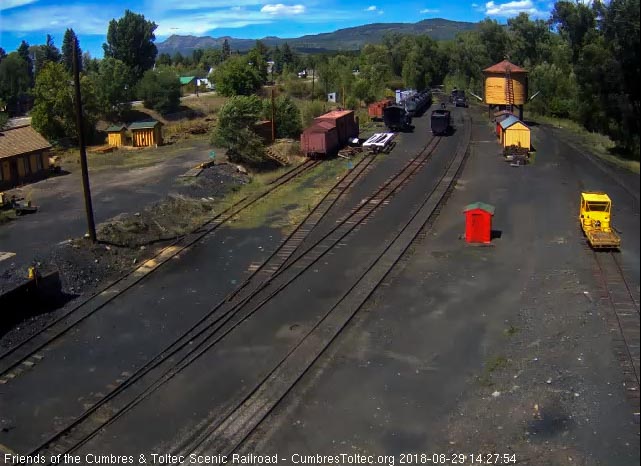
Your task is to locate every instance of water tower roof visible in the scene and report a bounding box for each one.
[483,60,527,74]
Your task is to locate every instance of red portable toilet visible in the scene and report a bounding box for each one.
[464,202,495,243]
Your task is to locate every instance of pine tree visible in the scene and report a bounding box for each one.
[222,39,231,59]
[62,29,82,73]
[17,40,33,85]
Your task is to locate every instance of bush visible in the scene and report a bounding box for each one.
[137,69,181,114]
[301,100,326,127]
[212,55,262,96]
[263,95,302,138]
[213,95,268,166]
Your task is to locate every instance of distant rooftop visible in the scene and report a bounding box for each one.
[0,125,51,160]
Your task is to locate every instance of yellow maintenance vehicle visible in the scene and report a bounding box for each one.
[579,192,621,249]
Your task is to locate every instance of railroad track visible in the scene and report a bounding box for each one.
[591,248,640,417]
[27,133,447,461]
[28,119,468,461]
[0,159,322,380]
[177,115,471,460]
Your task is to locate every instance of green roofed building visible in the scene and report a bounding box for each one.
[128,120,163,147]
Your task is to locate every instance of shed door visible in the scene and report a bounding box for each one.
[471,213,482,239]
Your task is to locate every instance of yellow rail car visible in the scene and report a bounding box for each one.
[579,192,621,249]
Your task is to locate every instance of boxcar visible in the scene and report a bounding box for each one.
[301,121,339,158]
[430,109,451,135]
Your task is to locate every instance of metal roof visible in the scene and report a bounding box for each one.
[581,192,612,202]
[483,60,527,74]
[499,115,524,130]
[464,202,495,214]
[317,110,354,119]
[306,121,336,132]
[128,120,162,130]
[0,125,51,160]
[179,76,196,85]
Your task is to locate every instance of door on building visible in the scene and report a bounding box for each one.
[9,159,18,183]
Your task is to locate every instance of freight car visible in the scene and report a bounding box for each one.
[300,110,359,158]
[368,98,393,120]
[300,121,339,158]
[315,110,359,147]
[383,105,412,132]
[430,109,451,135]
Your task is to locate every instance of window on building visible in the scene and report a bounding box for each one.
[36,154,44,171]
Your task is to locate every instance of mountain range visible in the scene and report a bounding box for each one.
[157,18,476,55]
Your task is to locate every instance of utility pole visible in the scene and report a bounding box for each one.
[271,88,276,142]
[73,37,96,242]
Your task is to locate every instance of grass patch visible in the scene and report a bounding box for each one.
[476,355,510,387]
[222,156,361,232]
[0,210,16,224]
[182,94,229,115]
[529,113,639,174]
[57,139,210,172]
[503,325,520,337]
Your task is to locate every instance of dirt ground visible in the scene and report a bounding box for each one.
[240,106,640,465]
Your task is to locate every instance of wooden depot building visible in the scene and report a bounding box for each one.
[0,125,52,189]
[129,120,163,148]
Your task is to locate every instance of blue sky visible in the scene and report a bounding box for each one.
[0,0,552,58]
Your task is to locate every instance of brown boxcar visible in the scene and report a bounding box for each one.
[301,121,339,158]
[368,98,394,120]
[315,110,358,146]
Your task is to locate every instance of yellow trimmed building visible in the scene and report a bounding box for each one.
[129,120,163,147]
[105,124,127,147]
[0,125,52,189]
[499,115,530,150]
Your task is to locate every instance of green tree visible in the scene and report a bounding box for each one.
[192,49,204,67]
[172,51,184,66]
[62,29,82,73]
[478,19,510,64]
[93,58,133,121]
[0,48,6,62]
[213,95,267,165]
[82,51,100,74]
[103,10,158,82]
[136,69,181,114]
[201,48,224,70]
[31,61,98,142]
[262,95,302,138]
[157,53,172,66]
[0,98,8,128]
[0,52,31,114]
[211,55,262,96]
[31,35,62,76]
[222,39,231,59]
[17,40,33,86]
[247,41,269,83]
[507,13,551,66]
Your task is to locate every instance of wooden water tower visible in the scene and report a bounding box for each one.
[483,59,528,120]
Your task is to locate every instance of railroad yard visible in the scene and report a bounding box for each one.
[0,99,638,466]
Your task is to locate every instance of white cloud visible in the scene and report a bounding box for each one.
[485,0,545,17]
[0,0,37,11]
[0,4,108,34]
[365,5,377,11]
[260,3,305,15]
[420,8,440,13]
